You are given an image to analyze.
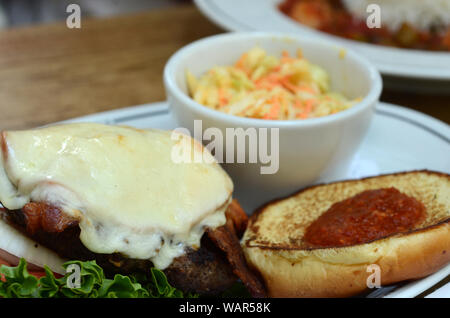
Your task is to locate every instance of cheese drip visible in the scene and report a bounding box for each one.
[0,123,233,269]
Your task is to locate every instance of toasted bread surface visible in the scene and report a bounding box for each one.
[242,170,450,297]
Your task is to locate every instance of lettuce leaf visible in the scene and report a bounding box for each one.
[0,259,38,298]
[0,258,197,298]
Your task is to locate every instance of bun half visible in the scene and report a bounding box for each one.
[242,171,450,297]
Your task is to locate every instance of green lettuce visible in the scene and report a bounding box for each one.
[0,258,197,298]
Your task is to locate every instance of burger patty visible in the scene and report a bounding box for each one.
[3,201,266,297]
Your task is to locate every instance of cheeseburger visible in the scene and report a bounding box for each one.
[0,123,265,297]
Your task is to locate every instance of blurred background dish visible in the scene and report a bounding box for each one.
[194,0,450,90]
[279,0,450,52]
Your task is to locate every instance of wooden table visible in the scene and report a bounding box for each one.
[0,4,448,130]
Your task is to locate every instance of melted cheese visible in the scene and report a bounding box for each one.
[0,123,233,269]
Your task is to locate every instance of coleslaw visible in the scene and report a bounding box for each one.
[186,47,360,120]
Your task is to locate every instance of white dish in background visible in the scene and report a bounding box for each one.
[194,0,450,81]
[59,100,449,298]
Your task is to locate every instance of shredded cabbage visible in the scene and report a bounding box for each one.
[187,47,360,120]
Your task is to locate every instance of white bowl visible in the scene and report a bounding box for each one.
[164,32,382,213]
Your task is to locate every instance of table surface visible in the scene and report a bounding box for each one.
[0,4,448,130]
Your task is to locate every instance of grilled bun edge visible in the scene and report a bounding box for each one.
[243,221,449,297]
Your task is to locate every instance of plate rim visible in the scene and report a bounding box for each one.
[65,101,450,144]
[194,0,450,80]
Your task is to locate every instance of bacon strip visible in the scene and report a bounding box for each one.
[22,202,78,235]
[13,199,267,297]
[1,131,8,161]
[207,200,267,298]
[224,199,248,238]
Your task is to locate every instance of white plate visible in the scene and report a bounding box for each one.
[55,101,450,297]
[194,0,450,80]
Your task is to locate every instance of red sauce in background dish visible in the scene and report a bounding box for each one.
[279,0,450,51]
[303,188,426,248]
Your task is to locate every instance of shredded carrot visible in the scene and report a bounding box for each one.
[257,73,279,84]
[267,96,281,119]
[281,50,295,64]
[298,83,317,95]
[235,53,247,68]
[238,103,255,117]
[254,73,282,91]
[262,96,282,120]
[280,76,299,93]
[296,112,308,119]
[279,94,287,118]
[304,99,315,113]
[272,65,282,72]
[281,57,293,64]
[218,87,229,107]
[294,100,303,109]
[295,98,315,119]
[235,53,250,75]
[187,47,358,121]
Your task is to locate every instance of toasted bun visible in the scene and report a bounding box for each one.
[242,170,450,297]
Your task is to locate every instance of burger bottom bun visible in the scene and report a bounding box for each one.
[244,222,449,298]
